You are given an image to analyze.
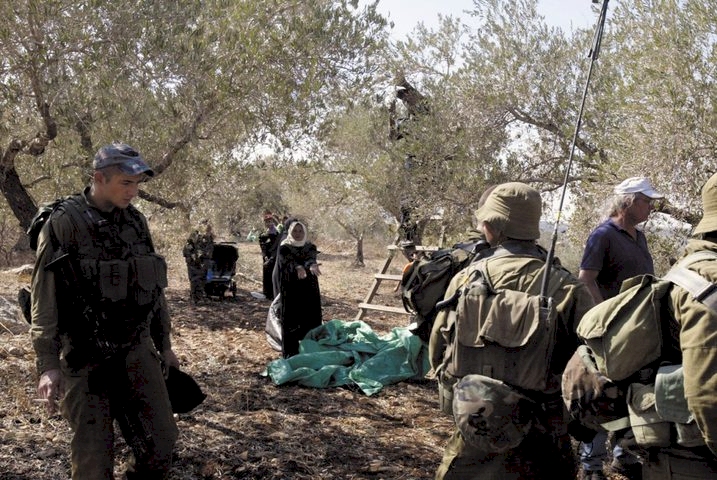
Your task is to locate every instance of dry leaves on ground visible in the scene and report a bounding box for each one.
[0,242,452,480]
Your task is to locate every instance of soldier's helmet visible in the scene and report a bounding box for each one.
[452,374,535,453]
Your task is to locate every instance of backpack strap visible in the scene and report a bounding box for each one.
[663,251,717,313]
[51,195,98,253]
[436,245,559,312]
[601,415,631,432]
[599,251,717,433]
[477,252,567,298]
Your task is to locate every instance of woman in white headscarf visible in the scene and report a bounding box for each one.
[275,220,322,357]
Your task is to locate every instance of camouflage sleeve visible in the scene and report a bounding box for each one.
[29,216,66,374]
[672,287,717,457]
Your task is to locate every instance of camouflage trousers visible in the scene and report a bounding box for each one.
[186,262,206,302]
[60,335,178,480]
[435,427,576,480]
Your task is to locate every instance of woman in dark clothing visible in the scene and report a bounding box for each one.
[258,213,280,300]
[271,215,298,298]
[276,220,322,357]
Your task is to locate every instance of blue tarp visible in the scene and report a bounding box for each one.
[263,319,430,396]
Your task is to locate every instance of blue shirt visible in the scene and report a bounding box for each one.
[580,219,654,300]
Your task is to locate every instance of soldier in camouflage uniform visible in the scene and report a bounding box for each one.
[31,143,179,480]
[183,221,214,303]
[618,174,717,479]
[429,182,594,480]
[649,173,717,478]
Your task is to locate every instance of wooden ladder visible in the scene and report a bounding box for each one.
[355,242,438,321]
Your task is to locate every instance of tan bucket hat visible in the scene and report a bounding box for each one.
[474,182,542,240]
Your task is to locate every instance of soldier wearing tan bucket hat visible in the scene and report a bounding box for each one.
[431,182,593,479]
[639,174,717,477]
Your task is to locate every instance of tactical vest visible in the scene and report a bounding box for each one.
[47,194,168,340]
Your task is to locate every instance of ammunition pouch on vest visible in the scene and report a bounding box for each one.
[602,365,705,450]
[84,254,168,307]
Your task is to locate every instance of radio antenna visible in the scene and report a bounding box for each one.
[540,0,610,302]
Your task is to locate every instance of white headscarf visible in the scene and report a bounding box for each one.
[281,221,307,247]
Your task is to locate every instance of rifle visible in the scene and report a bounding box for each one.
[539,0,611,304]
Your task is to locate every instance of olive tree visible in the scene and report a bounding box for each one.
[0,0,388,249]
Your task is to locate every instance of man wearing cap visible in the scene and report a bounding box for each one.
[577,176,664,479]
[636,172,717,478]
[30,142,179,479]
[430,182,593,479]
[579,176,664,303]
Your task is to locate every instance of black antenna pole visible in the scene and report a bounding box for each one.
[540,0,610,302]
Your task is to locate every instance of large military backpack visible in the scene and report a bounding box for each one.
[576,251,717,382]
[566,251,717,449]
[400,240,489,341]
[19,195,87,323]
[442,255,569,388]
[433,251,574,452]
[27,196,73,251]
[435,252,571,417]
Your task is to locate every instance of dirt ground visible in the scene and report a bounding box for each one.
[0,240,457,480]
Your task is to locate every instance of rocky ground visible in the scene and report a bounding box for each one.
[0,240,454,480]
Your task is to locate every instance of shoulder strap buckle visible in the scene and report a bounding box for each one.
[664,251,717,312]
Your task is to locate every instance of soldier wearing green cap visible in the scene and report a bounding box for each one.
[30,143,179,479]
[430,182,594,479]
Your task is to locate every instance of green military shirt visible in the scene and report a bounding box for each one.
[670,239,717,457]
[29,189,173,374]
